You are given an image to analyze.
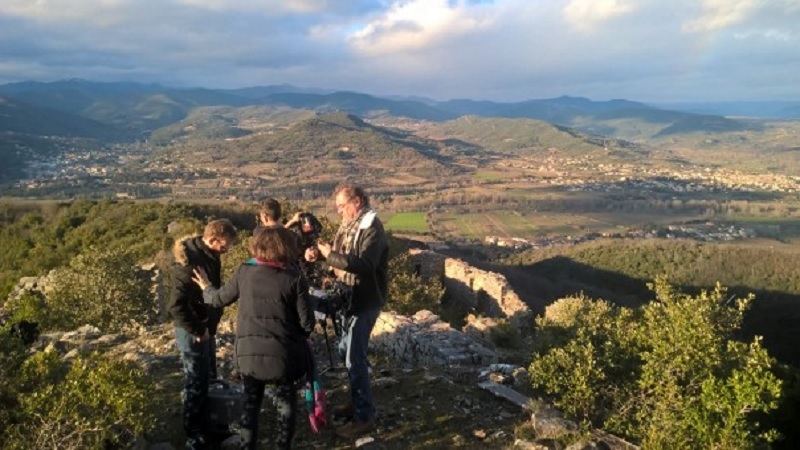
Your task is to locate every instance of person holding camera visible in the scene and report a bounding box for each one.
[254,198,302,235]
[304,183,389,439]
[168,219,238,450]
[193,227,316,450]
[255,197,323,282]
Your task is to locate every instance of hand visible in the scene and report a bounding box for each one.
[195,328,210,343]
[191,267,210,290]
[304,246,320,262]
[317,242,332,259]
[286,212,302,228]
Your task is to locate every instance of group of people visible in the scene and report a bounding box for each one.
[167,183,389,450]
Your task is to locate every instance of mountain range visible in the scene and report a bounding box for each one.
[2,79,794,143]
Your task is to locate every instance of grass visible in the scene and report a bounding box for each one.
[725,216,800,243]
[434,210,597,240]
[385,211,429,233]
[475,171,506,181]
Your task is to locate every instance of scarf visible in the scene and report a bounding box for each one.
[331,207,372,286]
[245,258,287,269]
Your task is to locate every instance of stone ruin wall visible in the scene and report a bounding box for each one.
[406,249,532,328]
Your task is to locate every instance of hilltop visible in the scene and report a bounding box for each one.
[11,320,532,450]
[2,194,799,449]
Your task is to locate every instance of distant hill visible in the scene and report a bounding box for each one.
[0,79,763,141]
[411,115,647,160]
[435,96,651,121]
[148,105,316,144]
[260,91,458,121]
[0,94,125,182]
[226,84,333,99]
[654,100,800,119]
[236,111,462,163]
[0,79,251,133]
[161,111,474,194]
[0,96,120,139]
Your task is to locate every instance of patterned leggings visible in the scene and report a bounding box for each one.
[240,375,297,450]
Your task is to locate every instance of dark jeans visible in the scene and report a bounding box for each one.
[240,376,297,450]
[338,306,381,422]
[175,327,218,440]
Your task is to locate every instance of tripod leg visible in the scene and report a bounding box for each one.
[320,318,336,370]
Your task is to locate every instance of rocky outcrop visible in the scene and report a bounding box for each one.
[371,310,497,367]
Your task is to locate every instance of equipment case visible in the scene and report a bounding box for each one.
[207,380,244,434]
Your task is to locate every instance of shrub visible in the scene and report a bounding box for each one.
[387,252,445,315]
[628,278,781,448]
[1,291,48,327]
[0,331,29,441]
[44,246,156,332]
[528,277,782,448]
[530,295,641,420]
[489,319,522,348]
[3,351,156,450]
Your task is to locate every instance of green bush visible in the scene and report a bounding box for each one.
[44,246,156,332]
[3,351,156,450]
[0,332,30,441]
[489,319,522,348]
[387,252,445,316]
[2,291,48,327]
[529,277,782,448]
[530,295,641,420]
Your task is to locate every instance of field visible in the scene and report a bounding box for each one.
[725,216,800,243]
[429,207,716,242]
[384,211,429,233]
[431,210,550,240]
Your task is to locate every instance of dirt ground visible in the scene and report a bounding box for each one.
[146,332,530,449]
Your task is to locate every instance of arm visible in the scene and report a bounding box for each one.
[295,275,316,336]
[193,267,241,308]
[285,211,302,229]
[324,225,385,277]
[168,265,207,336]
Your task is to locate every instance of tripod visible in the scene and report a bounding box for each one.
[308,287,346,374]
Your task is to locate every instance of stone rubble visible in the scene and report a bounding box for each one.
[371,309,498,367]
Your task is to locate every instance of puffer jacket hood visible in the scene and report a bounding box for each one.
[167,234,224,336]
[173,234,202,267]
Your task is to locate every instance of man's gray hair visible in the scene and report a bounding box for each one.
[334,182,370,208]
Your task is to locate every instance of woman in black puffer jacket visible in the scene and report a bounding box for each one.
[193,227,315,450]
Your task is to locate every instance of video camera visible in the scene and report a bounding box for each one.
[309,281,353,320]
[288,212,323,249]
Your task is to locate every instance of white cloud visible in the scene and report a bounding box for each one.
[348,0,495,55]
[176,0,338,14]
[563,0,635,33]
[683,0,758,33]
[0,0,798,101]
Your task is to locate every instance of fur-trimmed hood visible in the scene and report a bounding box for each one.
[172,234,202,267]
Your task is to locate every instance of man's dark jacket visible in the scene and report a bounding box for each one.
[202,262,315,383]
[168,235,224,337]
[325,210,389,315]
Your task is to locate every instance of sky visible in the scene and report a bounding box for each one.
[0,0,798,103]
